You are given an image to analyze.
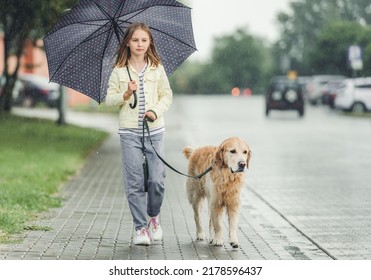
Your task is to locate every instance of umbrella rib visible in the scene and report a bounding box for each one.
[98,25,116,103]
[114,0,127,20]
[116,4,190,22]
[118,3,190,19]
[90,0,124,42]
[46,1,117,38]
[118,8,146,22]
[118,19,197,51]
[115,5,196,50]
[44,19,112,39]
[75,21,108,27]
[151,25,197,50]
[49,24,113,82]
[91,0,111,19]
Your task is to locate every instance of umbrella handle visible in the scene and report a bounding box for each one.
[126,65,137,109]
[129,91,137,109]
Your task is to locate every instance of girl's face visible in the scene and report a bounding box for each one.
[128,29,150,58]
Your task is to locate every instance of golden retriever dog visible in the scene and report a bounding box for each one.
[183,137,251,248]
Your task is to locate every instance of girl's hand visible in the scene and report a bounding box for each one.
[123,80,137,100]
[127,80,137,93]
[143,111,157,122]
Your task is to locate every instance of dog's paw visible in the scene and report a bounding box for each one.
[210,238,223,246]
[196,233,205,241]
[230,242,239,248]
[229,237,239,248]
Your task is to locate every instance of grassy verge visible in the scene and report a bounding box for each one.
[71,102,119,114]
[0,115,108,243]
[342,111,371,118]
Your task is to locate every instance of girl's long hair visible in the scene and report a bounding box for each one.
[115,23,161,68]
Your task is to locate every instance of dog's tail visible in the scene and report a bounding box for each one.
[182,146,194,160]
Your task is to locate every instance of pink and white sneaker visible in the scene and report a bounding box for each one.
[134,227,151,245]
[148,216,163,241]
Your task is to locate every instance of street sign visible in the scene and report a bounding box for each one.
[348,45,363,70]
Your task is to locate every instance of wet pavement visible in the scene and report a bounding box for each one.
[2,95,371,260]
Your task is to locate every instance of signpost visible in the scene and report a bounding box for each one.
[348,45,363,76]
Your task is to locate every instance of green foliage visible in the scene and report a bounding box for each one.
[208,29,268,93]
[306,21,371,76]
[0,0,77,114]
[275,0,371,75]
[170,29,272,95]
[0,115,108,242]
[0,0,77,42]
[170,60,205,94]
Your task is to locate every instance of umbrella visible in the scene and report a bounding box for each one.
[43,0,197,104]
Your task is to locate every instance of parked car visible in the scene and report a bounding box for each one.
[14,74,60,107]
[305,75,346,105]
[265,76,304,117]
[297,76,312,93]
[334,77,371,113]
[0,75,24,101]
[321,79,346,108]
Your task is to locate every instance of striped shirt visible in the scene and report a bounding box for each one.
[119,64,165,137]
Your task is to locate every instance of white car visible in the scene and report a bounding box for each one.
[334,77,371,113]
[305,75,346,105]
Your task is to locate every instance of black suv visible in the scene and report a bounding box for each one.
[265,76,304,117]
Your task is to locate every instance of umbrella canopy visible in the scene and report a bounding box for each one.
[43,0,197,103]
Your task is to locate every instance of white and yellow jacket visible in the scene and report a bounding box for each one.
[105,63,173,129]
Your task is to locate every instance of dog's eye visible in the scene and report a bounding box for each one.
[243,150,248,154]
[230,149,236,154]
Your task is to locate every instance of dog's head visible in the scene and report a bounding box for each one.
[215,137,251,173]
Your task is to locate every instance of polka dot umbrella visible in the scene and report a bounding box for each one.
[43,0,197,104]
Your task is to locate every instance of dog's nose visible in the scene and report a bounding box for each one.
[238,162,246,170]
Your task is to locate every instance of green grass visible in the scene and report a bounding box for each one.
[0,115,108,242]
[72,102,119,114]
[342,111,371,118]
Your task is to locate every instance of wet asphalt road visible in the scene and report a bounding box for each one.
[166,95,371,260]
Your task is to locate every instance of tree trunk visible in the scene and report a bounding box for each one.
[0,76,16,114]
[0,30,25,115]
[56,85,67,125]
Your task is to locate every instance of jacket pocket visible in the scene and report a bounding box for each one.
[144,72,160,104]
[119,75,130,91]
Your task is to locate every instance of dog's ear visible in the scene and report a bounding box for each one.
[246,149,252,169]
[215,145,225,168]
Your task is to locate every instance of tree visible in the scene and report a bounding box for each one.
[170,60,204,94]
[306,21,371,76]
[187,28,271,94]
[0,0,76,115]
[275,0,371,75]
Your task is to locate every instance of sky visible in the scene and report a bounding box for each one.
[188,0,292,61]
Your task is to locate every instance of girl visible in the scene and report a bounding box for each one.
[105,23,173,245]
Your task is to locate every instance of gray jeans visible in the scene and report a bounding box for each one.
[119,133,166,231]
